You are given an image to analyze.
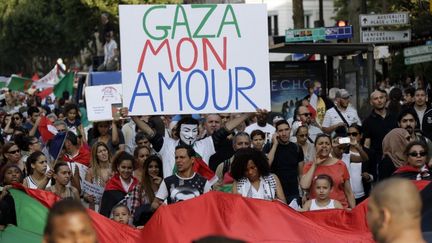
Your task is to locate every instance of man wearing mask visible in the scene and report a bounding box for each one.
[127,110,258,178]
[303,81,334,126]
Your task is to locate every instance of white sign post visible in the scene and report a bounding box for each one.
[360,12,409,27]
[85,84,122,121]
[361,30,411,43]
[119,4,270,115]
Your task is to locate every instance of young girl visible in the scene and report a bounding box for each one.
[111,204,131,225]
[64,103,86,144]
[23,151,53,189]
[302,174,343,211]
[46,162,80,200]
[133,146,151,183]
[100,152,138,218]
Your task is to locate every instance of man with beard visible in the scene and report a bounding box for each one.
[398,109,432,167]
[409,88,432,140]
[322,89,361,134]
[128,110,256,178]
[367,178,425,243]
[290,105,322,143]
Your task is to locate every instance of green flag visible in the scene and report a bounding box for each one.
[0,189,47,242]
[0,225,42,243]
[9,189,48,234]
[53,72,74,97]
[7,75,33,91]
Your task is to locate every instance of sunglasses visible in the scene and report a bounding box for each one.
[408,151,427,157]
[8,149,20,154]
[347,132,359,136]
[300,113,312,117]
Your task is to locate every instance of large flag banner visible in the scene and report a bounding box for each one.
[2,181,432,242]
[119,4,271,115]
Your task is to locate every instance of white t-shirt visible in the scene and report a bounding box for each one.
[322,105,362,128]
[159,136,215,178]
[103,39,117,64]
[245,123,276,144]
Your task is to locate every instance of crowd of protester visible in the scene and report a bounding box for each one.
[0,77,431,231]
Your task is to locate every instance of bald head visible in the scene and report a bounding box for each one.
[370,178,421,218]
[368,178,424,243]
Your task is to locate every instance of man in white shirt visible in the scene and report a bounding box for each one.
[322,89,361,134]
[245,112,275,144]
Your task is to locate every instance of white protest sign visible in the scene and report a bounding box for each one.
[119,4,270,115]
[85,84,122,121]
[82,180,104,203]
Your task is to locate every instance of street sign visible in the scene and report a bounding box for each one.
[404,45,432,57]
[405,54,432,65]
[360,12,409,27]
[285,28,325,42]
[361,30,411,43]
[324,26,353,40]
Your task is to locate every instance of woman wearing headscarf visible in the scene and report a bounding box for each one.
[379,128,411,181]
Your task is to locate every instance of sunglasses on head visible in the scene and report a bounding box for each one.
[408,151,427,157]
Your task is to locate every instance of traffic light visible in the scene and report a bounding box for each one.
[336,20,348,27]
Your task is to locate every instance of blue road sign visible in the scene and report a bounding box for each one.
[325,26,353,40]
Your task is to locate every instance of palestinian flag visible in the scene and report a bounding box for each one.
[7,75,33,92]
[2,181,431,243]
[1,185,141,243]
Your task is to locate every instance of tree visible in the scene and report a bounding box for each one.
[0,0,182,75]
[292,0,304,28]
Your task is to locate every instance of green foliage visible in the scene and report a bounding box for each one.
[0,0,182,75]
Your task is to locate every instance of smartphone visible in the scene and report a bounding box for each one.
[339,137,350,145]
[111,103,122,119]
